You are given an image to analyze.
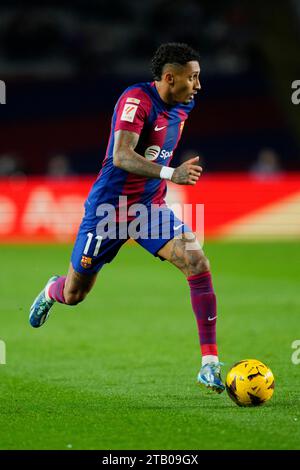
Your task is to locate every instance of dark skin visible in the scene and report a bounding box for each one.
[63,61,209,305]
[113,130,201,185]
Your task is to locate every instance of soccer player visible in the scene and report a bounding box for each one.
[29,43,225,393]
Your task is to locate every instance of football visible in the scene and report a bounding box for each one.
[226,359,275,407]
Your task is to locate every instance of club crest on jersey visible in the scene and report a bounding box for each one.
[81,256,92,269]
[121,103,138,122]
[144,145,161,161]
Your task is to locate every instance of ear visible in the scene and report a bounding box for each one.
[164,71,174,86]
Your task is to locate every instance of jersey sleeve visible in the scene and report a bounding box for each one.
[114,87,152,135]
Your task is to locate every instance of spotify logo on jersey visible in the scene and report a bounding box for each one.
[144,145,161,161]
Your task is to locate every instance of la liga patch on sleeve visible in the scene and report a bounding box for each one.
[120,103,138,122]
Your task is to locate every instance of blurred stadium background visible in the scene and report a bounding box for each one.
[0,0,300,451]
[1,0,300,241]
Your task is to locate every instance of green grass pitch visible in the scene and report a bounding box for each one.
[0,241,299,450]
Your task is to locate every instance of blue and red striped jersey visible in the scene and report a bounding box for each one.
[86,81,195,209]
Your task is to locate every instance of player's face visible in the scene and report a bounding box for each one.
[172,61,201,104]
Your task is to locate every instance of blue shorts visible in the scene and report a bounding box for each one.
[71,203,191,274]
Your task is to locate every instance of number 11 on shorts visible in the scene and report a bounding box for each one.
[83,233,103,256]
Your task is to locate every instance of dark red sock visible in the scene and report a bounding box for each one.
[48,276,67,304]
[187,271,218,357]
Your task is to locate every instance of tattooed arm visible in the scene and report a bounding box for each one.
[113,130,162,178]
[113,129,202,185]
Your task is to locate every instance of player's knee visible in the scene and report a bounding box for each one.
[186,252,210,276]
[64,289,87,306]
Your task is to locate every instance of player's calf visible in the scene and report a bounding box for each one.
[63,264,98,305]
[63,289,88,305]
[158,236,223,388]
[29,265,97,327]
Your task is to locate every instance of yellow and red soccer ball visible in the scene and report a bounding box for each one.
[226,359,275,407]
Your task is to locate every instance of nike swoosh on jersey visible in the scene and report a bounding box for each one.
[154,125,167,131]
[208,315,217,321]
[173,223,184,230]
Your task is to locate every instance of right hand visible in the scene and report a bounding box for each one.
[171,156,203,185]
